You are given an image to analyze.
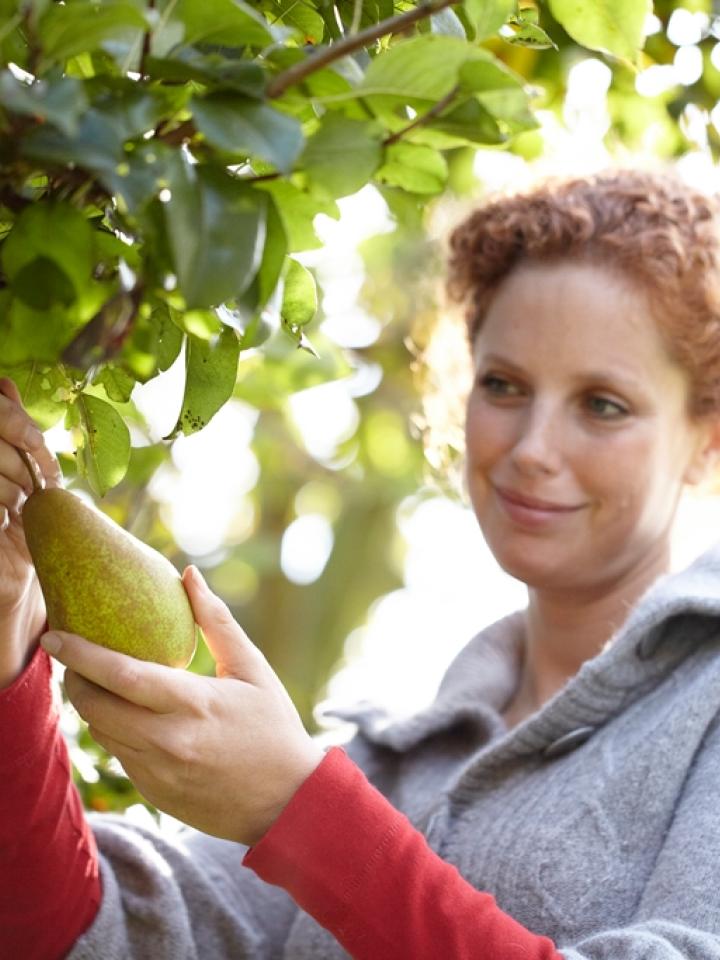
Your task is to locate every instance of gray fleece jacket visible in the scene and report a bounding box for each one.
[70,542,720,959]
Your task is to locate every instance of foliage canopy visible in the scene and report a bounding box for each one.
[0,0,652,495]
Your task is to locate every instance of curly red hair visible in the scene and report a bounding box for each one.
[446,167,720,418]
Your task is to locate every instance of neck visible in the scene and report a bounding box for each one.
[510,543,671,718]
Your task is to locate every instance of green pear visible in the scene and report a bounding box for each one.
[22,484,197,669]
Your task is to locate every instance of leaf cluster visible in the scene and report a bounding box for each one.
[0,0,647,494]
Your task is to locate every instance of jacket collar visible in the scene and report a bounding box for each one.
[322,541,720,755]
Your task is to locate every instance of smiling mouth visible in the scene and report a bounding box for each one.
[495,487,585,512]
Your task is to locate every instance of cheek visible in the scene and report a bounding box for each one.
[465,399,508,467]
[578,431,678,520]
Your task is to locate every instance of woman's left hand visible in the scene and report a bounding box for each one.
[41,565,325,846]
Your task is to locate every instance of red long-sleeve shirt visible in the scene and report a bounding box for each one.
[0,646,562,959]
[0,646,100,959]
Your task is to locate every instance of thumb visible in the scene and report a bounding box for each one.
[182,565,264,682]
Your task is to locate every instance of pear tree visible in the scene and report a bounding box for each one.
[0,0,652,497]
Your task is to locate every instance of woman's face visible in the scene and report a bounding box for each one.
[465,260,715,595]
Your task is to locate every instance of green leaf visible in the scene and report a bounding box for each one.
[92,83,178,142]
[154,305,184,371]
[124,443,169,486]
[93,364,136,403]
[257,196,288,307]
[476,86,539,134]
[164,156,267,309]
[0,288,109,366]
[256,179,339,252]
[38,1,147,66]
[102,140,173,215]
[173,0,274,48]
[1,201,95,297]
[273,0,325,44]
[503,16,558,49]
[0,1,27,69]
[360,35,470,101]
[145,49,266,96]
[233,330,352,410]
[120,300,184,381]
[301,114,383,199]
[192,94,304,173]
[428,99,505,145]
[376,142,448,194]
[0,362,72,430]
[281,259,317,332]
[462,0,514,39]
[13,257,77,309]
[457,50,526,96]
[547,0,649,64]
[21,108,124,177]
[70,392,132,496]
[167,326,240,438]
[272,0,325,42]
[0,71,88,136]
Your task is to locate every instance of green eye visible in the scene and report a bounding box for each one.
[480,375,519,395]
[587,395,627,418]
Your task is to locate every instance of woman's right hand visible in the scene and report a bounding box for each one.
[0,377,63,688]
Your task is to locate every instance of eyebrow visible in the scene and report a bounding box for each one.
[477,353,644,393]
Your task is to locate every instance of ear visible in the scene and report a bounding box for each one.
[683,417,720,486]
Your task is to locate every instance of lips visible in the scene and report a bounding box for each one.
[495,486,584,513]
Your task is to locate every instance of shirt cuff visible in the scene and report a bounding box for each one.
[243,746,562,960]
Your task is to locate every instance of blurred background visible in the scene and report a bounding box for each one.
[50,0,720,816]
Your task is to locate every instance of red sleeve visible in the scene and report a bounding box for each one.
[244,746,563,960]
[0,645,101,960]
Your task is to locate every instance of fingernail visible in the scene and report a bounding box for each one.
[41,633,61,655]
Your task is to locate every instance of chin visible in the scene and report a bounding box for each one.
[488,543,571,590]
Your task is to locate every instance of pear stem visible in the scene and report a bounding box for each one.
[17,447,43,494]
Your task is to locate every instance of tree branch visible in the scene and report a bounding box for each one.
[383,83,460,146]
[0,186,31,213]
[155,118,196,145]
[265,0,460,100]
[139,0,155,78]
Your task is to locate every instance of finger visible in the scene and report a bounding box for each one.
[0,439,35,496]
[64,670,154,751]
[0,473,29,515]
[88,724,142,764]
[41,630,187,713]
[182,565,265,682]
[0,381,45,453]
[0,382,62,491]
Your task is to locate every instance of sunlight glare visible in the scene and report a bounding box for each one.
[287,382,360,462]
[667,9,706,46]
[281,514,334,585]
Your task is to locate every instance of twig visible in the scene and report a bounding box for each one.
[349,0,363,35]
[156,118,196,146]
[0,186,31,213]
[17,448,43,494]
[265,0,459,100]
[139,0,155,78]
[383,84,460,146]
[244,171,281,183]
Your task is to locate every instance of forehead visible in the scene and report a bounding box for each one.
[475,260,683,384]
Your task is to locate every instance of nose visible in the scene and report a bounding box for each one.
[510,402,562,477]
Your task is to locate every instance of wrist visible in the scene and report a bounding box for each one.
[249,740,326,846]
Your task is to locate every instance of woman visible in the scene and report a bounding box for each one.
[2,166,720,959]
